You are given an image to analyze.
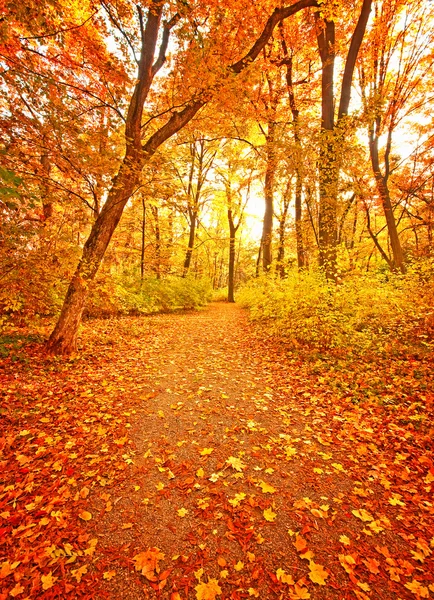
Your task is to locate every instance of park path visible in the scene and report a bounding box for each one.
[1,303,432,599]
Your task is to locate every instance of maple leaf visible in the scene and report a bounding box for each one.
[71,564,88,583]
[339,535,351,546]
[103,571,116,580]
[195,578,222,600]
[177,508,188,517]
[226,456,246,471]
[248,588,259,597]
[352,509,373,522]
[276,568,295,585]
[405,580,429,598]
[41,572,57,591]
[9,584,25,598]
[200,448,214,456]
[258,480,276,494]
[308,561,329,585]
[263,507,277,521]
[294,535,308,553]
[228,492,246,507]
[234,561,244,571]
[133,548,165,581]
[289,584,311,599]
[363,557,380,574]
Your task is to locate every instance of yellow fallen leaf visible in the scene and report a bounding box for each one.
[41,572,57,591]
[339,535,351,546]
[226,456,246,471]
[195,578,222,600]
[405,580,429,598]
[258,480,276,494]
[103,570,116,580]
[177,508,188,517]
[352,508,374,522]
[263,508,277,522]
[234,561,244,571]
[200,448,214,456]
[248,588,259,597]
[122,522,133,529]
[276,568,294,585]
[9,584,24,598]
[71,565,88,583]
[196,467,205,478]
[78,510,92,521]
[308,561,329,585]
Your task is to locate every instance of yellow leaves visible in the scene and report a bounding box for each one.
[352,508,374,522]
[78,510,92,521]
[234,561,244,571]
[177,508,188,517]
[404,580,429,598]
[71,564,88,583]
[339,554,357,575]
[248,588,259,597]
[388,493,405,507]
[195,578,222,600]
[339,535,351,546]
[103,570,116,580]
[258,480,276,494]
[289,584,311,599]
[308,561,329,585]
[226,456,246,471]
[41,572,57,590]
[122,522,133,529]
[200,448,214,456]
[285,446,297,459]
[9,584,25,597]
[228,492,246,507]
[196,467,205,478]
[133,548,165,581]
[0,560,20,579]
[263,507,276,522]
[331,463,345,472]
[276,568,294,585]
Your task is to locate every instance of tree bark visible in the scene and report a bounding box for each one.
[228,209,237,302]
[369,128,406,272]
[261,120,276,271]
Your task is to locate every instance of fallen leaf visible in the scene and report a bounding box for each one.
[195,578,222,600]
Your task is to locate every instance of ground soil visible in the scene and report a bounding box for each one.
[1,303,433,600]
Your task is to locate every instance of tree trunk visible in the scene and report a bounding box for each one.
[369,128,406,273]
[261,121,276,271]
[151,205,161,279]
[316,17,337,280]
[183,211,197,277]
[227,209,237,302]
[46,153,143,354]
[140,197,146,281]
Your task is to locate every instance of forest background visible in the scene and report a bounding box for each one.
[1,0,434,353]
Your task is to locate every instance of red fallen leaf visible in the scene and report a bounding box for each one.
[363,558,380,574]
[295,535,308,553]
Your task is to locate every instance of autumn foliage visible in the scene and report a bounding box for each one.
[1,0,434,598]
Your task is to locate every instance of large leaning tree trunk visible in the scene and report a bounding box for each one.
[315,0,372,280]
[47,0,319,355]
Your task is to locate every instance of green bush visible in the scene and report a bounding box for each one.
[238,262,434,355]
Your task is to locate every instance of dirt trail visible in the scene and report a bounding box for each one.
[1,303,433,600]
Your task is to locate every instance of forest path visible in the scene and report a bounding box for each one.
[1,303,432,599]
